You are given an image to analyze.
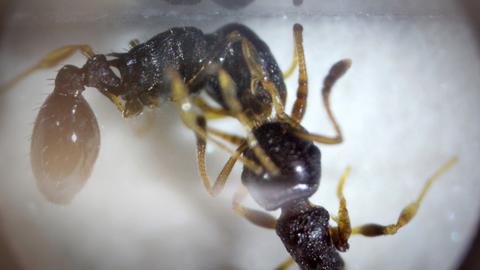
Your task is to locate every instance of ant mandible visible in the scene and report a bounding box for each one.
[1,23,457,270]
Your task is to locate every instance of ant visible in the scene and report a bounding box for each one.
[1,23,457,270]
[2,23,288,204]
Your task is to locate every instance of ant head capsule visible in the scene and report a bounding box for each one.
[241,122,321,211]
[30,66,100,204]
[276,201,345,269]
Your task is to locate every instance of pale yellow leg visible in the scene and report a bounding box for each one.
[168,69,262,175]
[218,69,280,176]
[275,257,295,270]
[193,97,231,120]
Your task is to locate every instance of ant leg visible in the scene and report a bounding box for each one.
[217,69,280,175]
[290,24,309,122]
[329,167,353,252]
[195,112,251,196]
[193,97,231,120]
[168,69,263,190]
[261,80,300,127]
[197,128,248,196]
[294,59,352,145]
[1,44,94,92]
[232,185,277,229]
[207,128,245,146]
[275,258,295,270]
[351,157,458,237]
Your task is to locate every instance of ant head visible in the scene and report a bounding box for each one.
[241,121,321,211]
[276,200,345,270]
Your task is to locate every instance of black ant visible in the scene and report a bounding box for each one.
[2,23,287,203]
[1,23,457,270]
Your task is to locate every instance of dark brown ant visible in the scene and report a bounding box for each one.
[1,23,287,204]
[169,25,458,270]
[1,23,457,270]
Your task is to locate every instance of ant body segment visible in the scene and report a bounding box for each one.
[2,23,457,270]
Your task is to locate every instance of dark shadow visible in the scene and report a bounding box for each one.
[211,0,254,10]
[0,0,13,36]
[164,0,202,5]
[459,223,480,270]
[460,0,480,49]
[0,214,22,270]
[456,2,480,270]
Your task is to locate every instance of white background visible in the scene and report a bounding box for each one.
[0,1,479,269]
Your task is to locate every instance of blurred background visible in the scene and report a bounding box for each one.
[0,0,479,269]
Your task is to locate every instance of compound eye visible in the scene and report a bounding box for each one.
[30,92,100,204]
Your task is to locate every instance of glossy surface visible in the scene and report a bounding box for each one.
[112,23,286,119]
[242,122,321,211]
[31,92,100,204]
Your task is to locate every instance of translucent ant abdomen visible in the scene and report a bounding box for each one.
[30,66,100,204]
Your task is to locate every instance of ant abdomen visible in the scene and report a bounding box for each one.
[30,66,100,204]
[241,122,321,211]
